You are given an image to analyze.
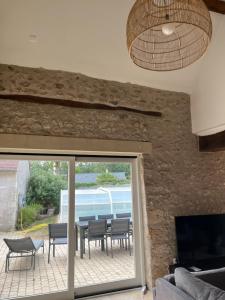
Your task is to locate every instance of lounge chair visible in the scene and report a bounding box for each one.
[4,237,44,272]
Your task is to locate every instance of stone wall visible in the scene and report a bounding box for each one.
[1,64,225,286]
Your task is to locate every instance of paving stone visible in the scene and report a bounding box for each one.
[0,231,134,298]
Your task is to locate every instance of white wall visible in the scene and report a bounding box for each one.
[0,162,30,231]
[16,160,30,206]
[0,0,202,94]
[191,13,225,136]
[0,171,17,231]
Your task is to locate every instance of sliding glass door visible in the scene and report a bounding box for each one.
[0,155,144,300]
[0,155,75,300]
[74,157,145,297]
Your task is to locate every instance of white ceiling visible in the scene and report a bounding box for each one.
[0,0,220,93]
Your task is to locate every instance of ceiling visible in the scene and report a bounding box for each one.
[0,0,221,94]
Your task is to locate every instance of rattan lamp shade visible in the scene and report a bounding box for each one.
[127,0,212,71]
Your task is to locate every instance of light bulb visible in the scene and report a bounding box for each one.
[162,23,176,36]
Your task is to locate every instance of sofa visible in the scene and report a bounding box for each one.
[153,267,225,300]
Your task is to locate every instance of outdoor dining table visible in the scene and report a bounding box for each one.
[75,218,132,259]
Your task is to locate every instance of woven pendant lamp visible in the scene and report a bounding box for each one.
[127,0,212,71]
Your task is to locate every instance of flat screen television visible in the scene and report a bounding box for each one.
[175,214,225,264]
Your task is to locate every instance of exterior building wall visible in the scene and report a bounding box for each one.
[0,64,225,286]
[0,161,30,231]
[16,160,30,207]
[0,171,17,231]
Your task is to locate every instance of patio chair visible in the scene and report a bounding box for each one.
[108,219,131,258]
[116,213,131,218]
[97,215,114,246]
[48,223,67,263]
[78,216,96,250]
[87,220,108,259]
[98,214,114,220]
[4,237,44,272]
[79,216,96,221]
[116,213,133,240]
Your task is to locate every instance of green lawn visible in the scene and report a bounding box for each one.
[21,215,58,240]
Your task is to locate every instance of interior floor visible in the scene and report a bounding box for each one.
[90,290,153,300]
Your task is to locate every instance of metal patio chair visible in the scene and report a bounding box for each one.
[79,216,96,221]
[87,219,108,259]
[97,215,114,245]
[116,213,131,218]
[108,219,131,258]
[116,212,133,239]
[4,237,44,272]
[78,216,96,250]
[48,223,67,263]
[98,214,114,220]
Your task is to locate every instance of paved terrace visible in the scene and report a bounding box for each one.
[0,232,134,299]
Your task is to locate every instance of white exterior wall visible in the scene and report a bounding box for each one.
[16,160,30,207]
[191,13,225,136]
[0,171,17,231]
[0,161,30,231]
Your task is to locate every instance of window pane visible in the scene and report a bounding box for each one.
[73,161,135,290]
[0,159,69,299]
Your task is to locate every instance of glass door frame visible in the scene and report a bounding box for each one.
[0,154,76,300]
[0,154,146,300]
[74,156,145,297]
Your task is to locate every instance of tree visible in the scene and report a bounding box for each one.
[96,172,118,185]
[26,168,67,214]
[75,162,131,178]
[30,161,68,178]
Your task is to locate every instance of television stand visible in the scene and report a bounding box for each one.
[169,256,225,274]
[169,264,202,274]
[189,266,202,272]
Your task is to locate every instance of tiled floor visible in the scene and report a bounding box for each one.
[91,290,153,300]
[0,232,134,299]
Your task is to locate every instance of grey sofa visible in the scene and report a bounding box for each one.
[153,267,225,300]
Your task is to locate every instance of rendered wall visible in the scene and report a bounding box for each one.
[16,161,30,206]
[191,13,225,136]
[0,161,29,231]
[0,171,17,231]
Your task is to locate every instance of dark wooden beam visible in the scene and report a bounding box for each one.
[204,0,225,15]
[199,130,225,152]
[0,94,162,118]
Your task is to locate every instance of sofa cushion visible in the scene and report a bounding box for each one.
[164,274,176,285]
[175,268,225,300]
[156,278,194,300]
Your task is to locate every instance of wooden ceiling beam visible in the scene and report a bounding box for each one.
[199,130,225,152]
[204,0,225,15]
[0,94,162,118]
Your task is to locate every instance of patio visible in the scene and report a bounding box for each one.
[0,231,134,299]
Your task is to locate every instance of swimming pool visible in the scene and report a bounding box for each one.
[60,186,132,221]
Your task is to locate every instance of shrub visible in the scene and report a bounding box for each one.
[75,182,97,189]
[26,170,67,214]
[96,172,118,185]
[17,204,42,230]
